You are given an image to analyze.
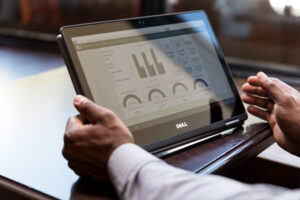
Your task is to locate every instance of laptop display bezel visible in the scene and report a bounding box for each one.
[58,10,247,153]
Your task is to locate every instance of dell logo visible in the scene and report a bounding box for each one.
[176,122,188,129]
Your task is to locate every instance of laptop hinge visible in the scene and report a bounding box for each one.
[225,119,240,127]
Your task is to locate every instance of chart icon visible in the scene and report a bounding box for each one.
[132,54,148,79]
[131,48,166,79]
[148,89,166,101]
[123,94,142,108]
[193,79,208,89]
[172,82,188,94]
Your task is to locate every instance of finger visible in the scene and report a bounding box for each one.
[62,145,91,164]
[257,72,286,104]
[63,124,107,157]
[247,106,270,121]
[73,95,110,124]
[66,115,85,131]
[62,145,89,163]
[68,162,92,177]
[68,161,109,181]
[247,76,260,87]
[62,145,74,160]
[268,114,277,130]
[270,78,295,94]
[62,142,86,161]
[64,124,95,148]
[242,83,268,97]
[62,136,95,163]
[242,94,274,112]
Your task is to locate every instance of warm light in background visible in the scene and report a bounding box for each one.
[269,0,300,16]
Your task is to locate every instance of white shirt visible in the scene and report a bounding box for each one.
[108,143,300,200]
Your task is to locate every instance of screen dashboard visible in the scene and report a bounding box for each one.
[61,11,246,149]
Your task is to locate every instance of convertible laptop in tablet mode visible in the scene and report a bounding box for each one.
[57,10,247,155]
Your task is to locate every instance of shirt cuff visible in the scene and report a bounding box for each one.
[108,143,160,195]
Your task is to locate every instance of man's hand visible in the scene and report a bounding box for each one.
[242,72,300,156]
[62,95,134,181]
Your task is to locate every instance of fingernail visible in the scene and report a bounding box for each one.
[74,95,85,106]
[258,71,269,81]
[258,71,266,77]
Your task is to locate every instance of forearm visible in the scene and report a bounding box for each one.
[108,144,298,200]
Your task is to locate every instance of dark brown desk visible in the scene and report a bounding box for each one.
[0,46,274,200]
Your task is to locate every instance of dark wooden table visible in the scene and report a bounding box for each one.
[0,44,274,200]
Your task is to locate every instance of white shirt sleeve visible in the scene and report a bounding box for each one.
[108,143,300,200]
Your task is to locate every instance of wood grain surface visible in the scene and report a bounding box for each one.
[0,67,273,200]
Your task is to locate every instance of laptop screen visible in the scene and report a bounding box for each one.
[60,11,246,150]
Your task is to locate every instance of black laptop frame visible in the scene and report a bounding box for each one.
[57,10,247,154]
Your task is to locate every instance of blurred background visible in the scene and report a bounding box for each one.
[1,0,300,83]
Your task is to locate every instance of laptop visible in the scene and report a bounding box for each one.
[57,10,247,156]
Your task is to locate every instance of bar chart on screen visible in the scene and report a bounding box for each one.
[130,48,167,79]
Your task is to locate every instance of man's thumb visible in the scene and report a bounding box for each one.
[73,95,103,124]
